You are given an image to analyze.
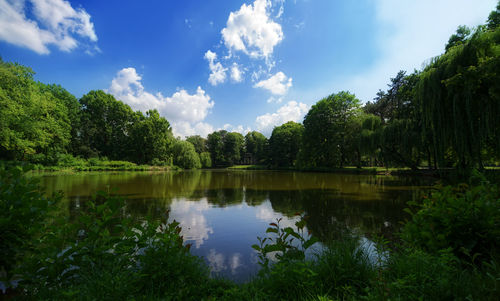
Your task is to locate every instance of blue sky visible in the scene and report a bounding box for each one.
[0,0,496,137]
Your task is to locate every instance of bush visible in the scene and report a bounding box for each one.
[20,192,210,299]
[0,165,60,281]
[172,141,201,169]
[401,181,500,262]
[55,154,88,167]
[151,157,172,166]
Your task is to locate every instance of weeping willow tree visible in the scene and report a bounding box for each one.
[417,25,500,169]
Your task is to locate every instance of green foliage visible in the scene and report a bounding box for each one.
[78,90,136,160]
[417,25,500,170]
[445,25,472,51]
[302,91,361,168]
[268,121,304,167]
[245,131,268,164]
[0,60,72,160]
[186,135,207,154]
[199,151,212,168]
[19,191,209,299]
[252,217,319,269]
[488,0,500,30]
[224,132,245,165]
[401,181,500,262]
[207,130,227,166]
[0,165,60,281]
[207,130,245,167]
[172,140,202,169]
[128,109,174,164]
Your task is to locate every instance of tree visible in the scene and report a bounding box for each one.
[37,83,81,155]
[302,91,361,168]
[78,90,136,159]
[269,121,304,167]
[0,60,71,161]
[186,135,207,154]
[224,132,245,165]
[245,131,267,164]
[207,130,227,166]
[199,152,212,168]
[359,114,382,167]
[172,140,201,169]
[445,25,472,52]
[128,110,174,164]
[417,25,500,169]
[487,0,500,30]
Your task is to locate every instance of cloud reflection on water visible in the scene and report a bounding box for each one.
[169,197,213,248]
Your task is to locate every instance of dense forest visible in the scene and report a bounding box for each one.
[1,5,499,172]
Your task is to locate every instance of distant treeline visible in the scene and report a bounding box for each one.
[1,10,499,171]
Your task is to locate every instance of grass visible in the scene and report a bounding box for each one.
[1,158,181,173]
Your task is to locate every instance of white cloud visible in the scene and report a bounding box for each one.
[173,121,215,139]
[207,249,227,273]
[169,198,213,248]
[222,124,251,135]
[267,96,283,103]
[230,63,243,82]
[204,50,227,86]
[0,0,98,54]
[229,253,243,275]
[333,0,496,102]
[254,71,292,95]
[255,202,301,230]
[255,100,308,135]
[221,0,283,59]
[108,67,215,138]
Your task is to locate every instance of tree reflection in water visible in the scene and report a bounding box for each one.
[38,170,433,281]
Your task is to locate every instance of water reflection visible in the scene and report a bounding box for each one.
[37,170,434,281]
[169,198,213,248]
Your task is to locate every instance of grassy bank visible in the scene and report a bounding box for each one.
[1,166,499,300]
[228,164,470,177]
[1,157,181,173]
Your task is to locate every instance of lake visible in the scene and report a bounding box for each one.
[37,170,434,282]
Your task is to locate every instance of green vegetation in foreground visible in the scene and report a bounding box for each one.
[1,166,499,300]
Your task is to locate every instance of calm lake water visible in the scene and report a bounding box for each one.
[37,170,435,282]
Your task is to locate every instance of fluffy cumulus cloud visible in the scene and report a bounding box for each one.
[204,50,227,86]
[254,71,292,95]
[108,67,215,138]
[221,0,283,59]
[0,0,98,54]
[230,63,243,82]
[333,0,496,102]
[255,100,308,135]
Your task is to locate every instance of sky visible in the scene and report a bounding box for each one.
[0,0,496,138]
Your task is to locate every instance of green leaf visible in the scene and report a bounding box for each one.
[303,236,319,250]
[295,220,306,230]
[284,227,302,240]
[266,228,278,234]
[251,244,261,251]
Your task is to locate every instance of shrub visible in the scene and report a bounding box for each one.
[0,165,60,281]
[20,192,210,299]
[401,181,500,263]
[172,141,201,169]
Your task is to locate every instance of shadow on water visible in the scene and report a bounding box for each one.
[37,170,434,282]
